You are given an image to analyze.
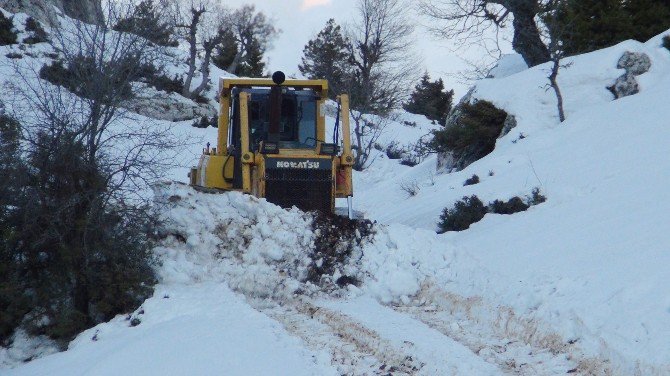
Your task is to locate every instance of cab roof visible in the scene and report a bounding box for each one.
[219,77,328,99]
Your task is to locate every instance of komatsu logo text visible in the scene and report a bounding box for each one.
[276,160,320,169]
[267,158,332,170]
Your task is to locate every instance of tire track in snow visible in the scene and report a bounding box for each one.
[317,296,504,376]
[259,299,422,375]
[389,283,611,375]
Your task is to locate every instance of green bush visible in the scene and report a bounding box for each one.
[489,196,529,215]
[527,187,547,206]
[151,74,185,94]
[0,11,17,45]
[430,100,508,158]
[40,57,134,102]
[437,188,547,233]
[463,174,480,186]
[113,0,178,47]
[0,130,156,346]
[192,116,217,128]
[437,195,487,233]
[385,141,403,159]
[23,17,48,44]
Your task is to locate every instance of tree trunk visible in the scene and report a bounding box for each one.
[192,42,214,98]
[226,50,245,75]
[508,1,550,67]
[549,58,565,122]
[181,9,204,98]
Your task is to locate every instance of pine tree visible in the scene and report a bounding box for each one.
[212,29,239,73]
[114,0,177,47]
[236,38,266,77]
[623,0,670,42]
[299,19,350,99]
[213,32,267,77]
[403,72,454,125]
[547,0,670,56]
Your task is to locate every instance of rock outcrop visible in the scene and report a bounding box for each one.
[0,0,103,25]
[123,87,216,122]
[436,89,516,173]
[608,51,651,99]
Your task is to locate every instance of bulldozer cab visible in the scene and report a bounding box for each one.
[233,88,318,151]
[190,72,354,215]
[229,87,322,191]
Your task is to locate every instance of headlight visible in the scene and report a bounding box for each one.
[261,142,279,154]
[319,143,338,156]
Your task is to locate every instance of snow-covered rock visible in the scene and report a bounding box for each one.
[0,0,102,25]
[487,53,528,79]
[609,51,652,98]
[123,86,216,122]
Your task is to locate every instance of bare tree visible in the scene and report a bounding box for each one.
[419,0,551,67]
[0,2,183,343]
[350,112,393,170]
[172,0,228,99]
[345,0,417,170]
[542,0,575,122]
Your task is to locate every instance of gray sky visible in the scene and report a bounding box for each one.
[221,0,514,98]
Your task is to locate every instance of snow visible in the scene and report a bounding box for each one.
[351,32,670,374]
[487,54,528,78]
[4,283,337,376]
[3,7,670,375]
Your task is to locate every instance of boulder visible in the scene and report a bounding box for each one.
[617,51,651,76]
[609,51,651,99]
[122,87,216,122]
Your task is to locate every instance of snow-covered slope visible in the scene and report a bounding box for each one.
[352,33,670,374]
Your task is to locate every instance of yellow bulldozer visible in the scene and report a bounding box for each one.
[189,72,355,216]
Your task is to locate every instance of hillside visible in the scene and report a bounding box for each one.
[1,6,670,376]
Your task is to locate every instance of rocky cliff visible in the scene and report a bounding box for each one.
[0,0,102,25]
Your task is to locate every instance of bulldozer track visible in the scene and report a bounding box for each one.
[260,299,423,376]
[388,283,612,376]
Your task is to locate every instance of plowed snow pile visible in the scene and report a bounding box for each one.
[153,182,375,300]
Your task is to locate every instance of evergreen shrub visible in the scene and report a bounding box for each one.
[437,195,487,233]
[23,17,48,44]
[430,100,507,159]
[0,11,17,45]
[463,174,480,186]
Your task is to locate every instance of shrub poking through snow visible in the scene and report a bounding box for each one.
[489,197,529,215]
[463,174,480,186]
[308,212,375,287]
[23,17,48,44]
[399,180,420,197]
[0,11,17,46]
[192,116,211,128]
[150,74,186,94]
[663,36,670,52]
[385,141,404,159]
[400,155,420,167]
[437,195,488,233]
[527,187,547,205]
[437,188,547,233]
